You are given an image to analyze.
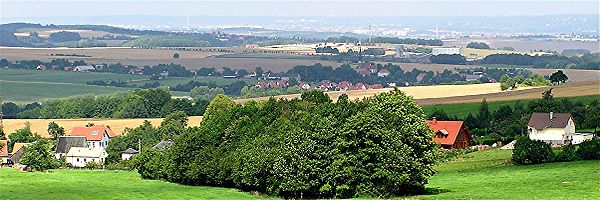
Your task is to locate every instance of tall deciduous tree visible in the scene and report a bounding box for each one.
[47,121,65,140]
[477,98,492,128]
[549,70,568,84]
[21,139,58,171]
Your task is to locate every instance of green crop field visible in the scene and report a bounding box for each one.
[0,68,191,102]
[422,95,600,118]
[0,68,149,84]
[1,149,598,199]
[0,80,133,102]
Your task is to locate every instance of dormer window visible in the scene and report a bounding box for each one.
[91,130,98,135]
[436,129,449,138]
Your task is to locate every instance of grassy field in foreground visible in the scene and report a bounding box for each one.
[0,168,264,200]
[418,149,600,199]
[1,149,598,199]
[422,95,600,118]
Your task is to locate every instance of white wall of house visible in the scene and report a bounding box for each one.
[528,127,566,141]
[87,132,111,149]
[565,118,575,134]
[121,153,136,160]
[66,156,107,168]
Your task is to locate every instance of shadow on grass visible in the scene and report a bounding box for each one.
[423,187,451,195]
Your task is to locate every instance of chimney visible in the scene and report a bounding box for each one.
[550,112,554,120]
[432,117,437,124]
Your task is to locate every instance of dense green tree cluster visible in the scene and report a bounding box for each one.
[466,42,490,49]
[4,88,207,119]
[499,74,551,90]
[132,90,438,198]
[48,31,82,42]
[430,54,467,65]
[482,53,600,70]
[315,46,340,54]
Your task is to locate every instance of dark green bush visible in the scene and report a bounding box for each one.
[512,136,554,165]
[575,140,600,160]
[554,144,579,162]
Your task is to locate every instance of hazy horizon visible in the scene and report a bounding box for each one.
[2,0,598,20]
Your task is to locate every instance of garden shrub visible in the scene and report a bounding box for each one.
[575,139,600,160]
[512,136,554,165]
[554,144,579,162]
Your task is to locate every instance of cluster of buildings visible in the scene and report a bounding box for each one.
[1,125,145,168]
[37,64,99,72]
[429,112,595,150]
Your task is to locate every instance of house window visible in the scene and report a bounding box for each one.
[77,158,80,162]
[84,158,86,162]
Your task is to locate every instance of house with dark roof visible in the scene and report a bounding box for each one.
[153,140,173,151]
[121,148,139,160]
[70,125,115,149]
[528,112,592,145]
[426,118,471,149]
[10,143,31,165]
[55,136,88,159]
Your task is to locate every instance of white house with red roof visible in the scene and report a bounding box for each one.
[70,125,116,149]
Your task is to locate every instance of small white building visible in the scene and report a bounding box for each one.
[121,148,139,160]
[527,112,591,145]
[66,147,108,167]
[74,65,95,72]
[432,47,461,55]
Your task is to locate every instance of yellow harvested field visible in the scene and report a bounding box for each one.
[0,47,225,61]
[236,83,510,103]
[3,116,202,138]
[416,80,600,105]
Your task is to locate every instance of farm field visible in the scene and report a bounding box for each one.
[1,149,598,199]
[0,80,133,103]
[0,68,149,84]
[3,116,203,138]
[0,47,226,61]
[235,83,530,104]
[422,94,600,119]
[416,80,600,106]
[442,38,600,53]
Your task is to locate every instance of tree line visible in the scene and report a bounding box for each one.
[1,88,207,119]
[481,53,600,70]
[130,90,438,198]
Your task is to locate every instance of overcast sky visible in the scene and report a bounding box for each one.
[1,0,598,19]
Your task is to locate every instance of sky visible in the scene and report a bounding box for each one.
[1,0,598,19]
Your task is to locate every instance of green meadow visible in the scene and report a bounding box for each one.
[1,149,598,199]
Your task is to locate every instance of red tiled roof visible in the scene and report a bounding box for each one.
[0,140,8,157]
[70,126,116,141]
[426,120,465,146]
